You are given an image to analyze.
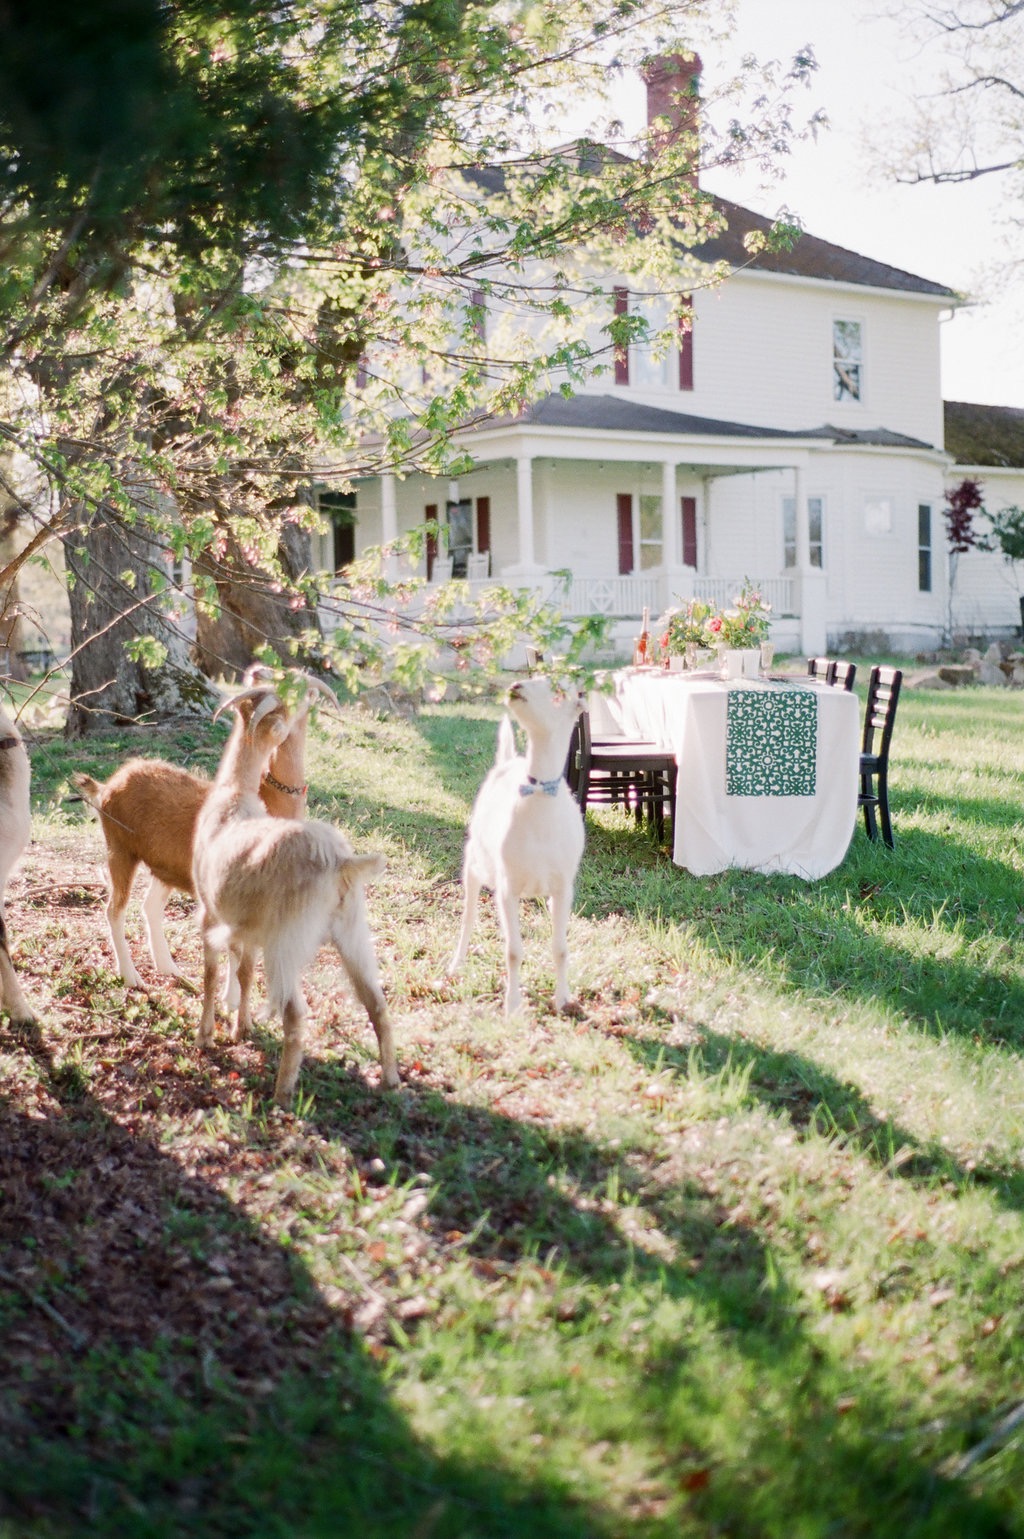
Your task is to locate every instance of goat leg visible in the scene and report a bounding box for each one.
[274,993,307,1106]
[141,876,190,980]
[231,946,255,1043]
[331,900,400,1089]
[0,908,35,1026]
[495,882,525,1016]
[446,867,482,976]
[548,886,574,1011]
[197,915,220,1046]
[104,849,145,988]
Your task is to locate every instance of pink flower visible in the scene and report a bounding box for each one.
[708,616,722,634]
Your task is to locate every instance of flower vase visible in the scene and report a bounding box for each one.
[669,653,686,672]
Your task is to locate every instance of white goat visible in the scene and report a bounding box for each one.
[447,677,585,1014]
[0,702,34,1025]
[72,670,330,989]
[192,687,398,1106]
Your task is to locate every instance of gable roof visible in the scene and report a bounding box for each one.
[466,152,958,301]
[696,196,958,300]
[945,401,1024,468]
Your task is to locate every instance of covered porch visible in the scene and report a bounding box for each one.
[360,395,827,654]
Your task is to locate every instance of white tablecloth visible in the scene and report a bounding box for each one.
[599,669,860,879]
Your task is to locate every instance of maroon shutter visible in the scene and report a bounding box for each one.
[616,493,634,575]
[681,496,697,567]
[613,286,629,385]
[678,296,693,391]
[425,504,438,579]
[476,496,491,553]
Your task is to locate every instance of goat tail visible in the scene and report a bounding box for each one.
[495,714,516,765]
[71,771,102,809]
[337,852,386,901]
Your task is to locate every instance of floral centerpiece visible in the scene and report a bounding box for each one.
[658,597,713,658]
[708,581,772,650]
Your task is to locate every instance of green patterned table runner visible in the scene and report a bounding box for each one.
[725,685,818,797]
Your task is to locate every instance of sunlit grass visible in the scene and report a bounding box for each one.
[6,668,1024,1536]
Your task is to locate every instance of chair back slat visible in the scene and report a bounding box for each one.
[862,666,903,758]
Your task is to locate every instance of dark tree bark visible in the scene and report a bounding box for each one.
[192,521,321,681]
[63,509,216,737]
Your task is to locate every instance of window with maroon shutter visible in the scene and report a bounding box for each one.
[616,493,634,574]
[425,504,438,579]
[613,287,629,385]
[678,296,694,391]
[681,496,697,567]
[476,496,490,553]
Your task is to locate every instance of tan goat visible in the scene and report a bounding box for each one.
[193,687,398,1106]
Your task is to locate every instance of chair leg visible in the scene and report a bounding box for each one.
[877,772,895,848]
[860,777,878,842]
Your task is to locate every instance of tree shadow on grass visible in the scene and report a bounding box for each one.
[0,1023,632,1539]
[299,1067,1018,1539]
[623,1024,1024,1214]
[635,826,1024,1050]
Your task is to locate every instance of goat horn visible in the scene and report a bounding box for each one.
[249,691,284,731]
[211,684,279,723]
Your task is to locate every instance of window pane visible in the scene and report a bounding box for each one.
[919,549,932,592]
[782,496,823,567]
[632,295,673,388]
[833,320,862,402]
[638,494,662,569]
[918,504,931,544]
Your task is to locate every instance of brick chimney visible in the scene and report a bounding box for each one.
[641,51,702,164]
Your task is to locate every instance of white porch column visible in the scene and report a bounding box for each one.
[507,454,543,576]
[661,460,680,567]
[381,472,399,579]
[660,459,692,611]
[791,461,826,654]
[792,462,811,573]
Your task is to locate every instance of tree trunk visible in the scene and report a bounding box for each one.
[63,509,216,736]
[192,521,321,680]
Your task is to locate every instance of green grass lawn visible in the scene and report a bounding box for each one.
[3,670,1024,1537]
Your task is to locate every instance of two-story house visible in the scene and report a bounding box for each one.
[316,55,1012,657]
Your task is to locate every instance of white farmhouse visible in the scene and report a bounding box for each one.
[315,55,1023,657]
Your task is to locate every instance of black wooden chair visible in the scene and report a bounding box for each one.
[858,665,903,848]
[807,656,857,691]
[568,710,677,841]
[806,656,837,684]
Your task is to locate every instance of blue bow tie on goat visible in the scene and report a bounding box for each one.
[519,776,562,798]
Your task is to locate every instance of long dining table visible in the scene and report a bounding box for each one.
[594,667,860,879]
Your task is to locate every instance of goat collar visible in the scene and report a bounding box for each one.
[0,736,20,751]
[262,770,307,797]
[519,775,562,798]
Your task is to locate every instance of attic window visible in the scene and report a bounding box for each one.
[833,320,862,403]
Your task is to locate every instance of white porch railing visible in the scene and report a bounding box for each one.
[553,573,662,617]
[319,569,796,630]
[690,574,796,618]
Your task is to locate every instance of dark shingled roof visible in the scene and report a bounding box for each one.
[945,401,1024,468]
[488,393,936,450]
[515,393,802,439]
[698,196,958,300]
[465,154,958,299]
